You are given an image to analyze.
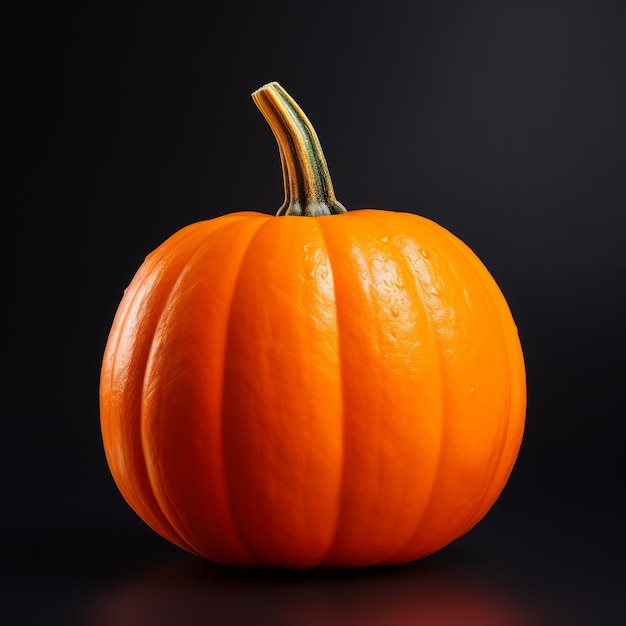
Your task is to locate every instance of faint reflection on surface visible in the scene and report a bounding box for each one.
[87,549,558,626]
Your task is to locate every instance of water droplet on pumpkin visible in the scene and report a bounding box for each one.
[381,236,389,243]
[391,307,399,317]
[470,387,476,395]
[419,249,429,258]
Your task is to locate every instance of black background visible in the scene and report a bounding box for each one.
[7,0,626,624]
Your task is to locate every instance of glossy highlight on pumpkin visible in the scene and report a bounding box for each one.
[99,83,526,569]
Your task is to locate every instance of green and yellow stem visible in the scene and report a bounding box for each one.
[252,82,347,217]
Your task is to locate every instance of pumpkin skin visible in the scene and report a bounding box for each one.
[100,83,525,569]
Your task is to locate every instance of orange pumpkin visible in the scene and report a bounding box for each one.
[100,82,526,568]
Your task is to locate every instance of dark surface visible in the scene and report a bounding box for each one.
[2,496,623,625]
[7,0,626,624]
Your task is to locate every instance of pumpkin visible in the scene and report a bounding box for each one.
[100,82,526,568]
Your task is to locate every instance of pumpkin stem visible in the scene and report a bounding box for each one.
[252,82,347,217]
